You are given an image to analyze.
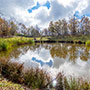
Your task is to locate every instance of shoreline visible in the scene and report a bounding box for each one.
[35,40,85,44]
[0,36,89,52]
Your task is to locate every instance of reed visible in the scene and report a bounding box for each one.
[56,72,90,90]
[0,59,50,89]
[0,59,90,89]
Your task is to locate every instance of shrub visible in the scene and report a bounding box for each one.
[86,40,90,46]
[1,61,24,83]
[56,72,70,90]
[27,39,34,44]
[0,41,9,51]
[24,68,51,89]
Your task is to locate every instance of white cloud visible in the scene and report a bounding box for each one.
[57,0,77,7]
[34,0,48,5]
[0,0,90,29]
[75,0,89,13]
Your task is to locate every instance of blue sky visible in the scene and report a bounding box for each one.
[0,0,90,29]
[28,1,50,13]
[74,11,90,19]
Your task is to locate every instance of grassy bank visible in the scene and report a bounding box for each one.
[47,35,90,44]
[33,35,90,45]
[0,37,34,51]
[0,59,90,90]
[0,35,90,52]
[34,35,90,42]
[86,40,90,46]
[0,78,25,90]
[57,35,90,42]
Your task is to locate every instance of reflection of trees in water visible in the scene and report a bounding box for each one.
[0,43,90,63]
[10,49,21,58]
[29,43,40,52]
[49,44,90,62]
[69,45,90,62]
[50,44,68,59]
[0,44,40,60]
[0,47,21,60]
[10,45,40,59]
[30,43,53,54]
[0,45,32,60]
[19,44,90,62]
[80,49,90,61]
[0,50,11,60]
[12,46,31,58]
[68,44,78,62]
[41,43,52,50]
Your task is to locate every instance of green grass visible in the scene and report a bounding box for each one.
[0,79,25,90]
[86,40,90,46]
[0,37,34,51]
[35,35,90,43]
[44,35,90,44]
[0,41,9,51]
[52,35,90,42]
[0,35,89,52]
[33,37,50,41]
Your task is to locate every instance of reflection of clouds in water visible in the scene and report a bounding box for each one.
[44,57,90,79]
[37,48,52,61]
[11,47,53,68]
[76,57,87,67]
[11,44,90,80]
[78,48,86,56]
[53,57,68,68]
[11,51,39,69]
[67,46,72,50]
[23,60,39,69]
[32,57,53,67]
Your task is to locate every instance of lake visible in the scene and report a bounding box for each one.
[0,43,90,79]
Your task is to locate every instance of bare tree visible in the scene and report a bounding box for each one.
[68,17,79,35]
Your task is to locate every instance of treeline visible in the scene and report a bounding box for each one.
[0,17,17,37]
[0,17,40,37]
[47,16,90,36]
[0,16,90,38]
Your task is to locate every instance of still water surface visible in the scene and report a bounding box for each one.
[0,43,90,79]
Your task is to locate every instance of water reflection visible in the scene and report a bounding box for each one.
[0,43,90,78]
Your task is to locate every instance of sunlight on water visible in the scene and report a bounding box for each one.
[52,80,57,87]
